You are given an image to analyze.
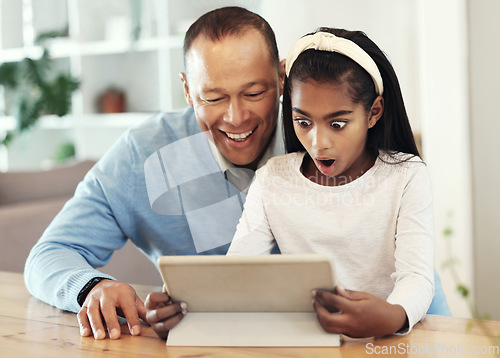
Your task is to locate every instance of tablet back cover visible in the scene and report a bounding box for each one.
[158,254,335,312]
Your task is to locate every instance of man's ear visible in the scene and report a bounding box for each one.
[279,59,286,96]
[368,95,384,128]
[179,72,193,107]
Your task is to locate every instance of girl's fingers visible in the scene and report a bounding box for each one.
[335,285,367,300]
[313,299,345,334]
[145,291,171,310]
[151,310,186,335]
[147,302,186,324]
[313,289,350,313]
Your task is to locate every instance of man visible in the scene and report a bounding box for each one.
[25,7,285,340]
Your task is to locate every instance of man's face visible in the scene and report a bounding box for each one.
[181,30,283,169]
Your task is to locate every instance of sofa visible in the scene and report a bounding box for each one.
[0,160,162,286]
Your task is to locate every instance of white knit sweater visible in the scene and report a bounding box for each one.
[228,151,435,332]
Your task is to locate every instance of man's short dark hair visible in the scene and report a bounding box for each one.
[183,6,279,75]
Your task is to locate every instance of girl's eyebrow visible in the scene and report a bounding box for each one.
[292,107,353,119]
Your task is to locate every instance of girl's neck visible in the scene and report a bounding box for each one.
[301,151,377,187]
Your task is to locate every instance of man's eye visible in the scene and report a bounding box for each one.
[331,121,347,130]
[204,98,223,104]
[245,91,265,100]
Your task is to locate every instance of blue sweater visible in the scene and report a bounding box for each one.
[24,108,249,312]
[24,107,450,315]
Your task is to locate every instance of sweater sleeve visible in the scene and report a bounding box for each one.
[24,134,135,313]
[227,168,276,255]
[386,161,435,333]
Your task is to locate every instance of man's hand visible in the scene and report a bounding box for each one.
[144,287,187,340]
[77,279,147,340]
[312,285,407,338]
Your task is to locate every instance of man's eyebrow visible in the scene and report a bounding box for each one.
[202,87,225,94]
[292,107,353,119]
[202,81,267,94]
[242,81,266,90]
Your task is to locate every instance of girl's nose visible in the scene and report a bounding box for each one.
[312,126,333,149]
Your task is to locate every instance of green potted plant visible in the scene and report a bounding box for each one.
[0,30,79,147]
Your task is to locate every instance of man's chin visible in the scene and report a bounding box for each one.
[228,158,257,168]
[224,152,260,169]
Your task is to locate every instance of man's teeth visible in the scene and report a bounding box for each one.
[226,129,254,141]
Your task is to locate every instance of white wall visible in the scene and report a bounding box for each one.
[417,0,473,318]
[468,0,500,320]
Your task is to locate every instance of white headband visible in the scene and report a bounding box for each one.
[285,32,384,95]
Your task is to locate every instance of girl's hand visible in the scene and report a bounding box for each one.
[144,286,187,340]
[312,285,408,338]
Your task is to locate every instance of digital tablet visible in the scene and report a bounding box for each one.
[157,254,335,312]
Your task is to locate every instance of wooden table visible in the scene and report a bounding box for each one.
[1,270,499,357]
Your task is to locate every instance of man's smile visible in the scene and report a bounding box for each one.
[222,128,255,142]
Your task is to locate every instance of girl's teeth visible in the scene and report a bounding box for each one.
[226,129,254,141]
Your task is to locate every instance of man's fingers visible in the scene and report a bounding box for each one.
[77,308,92,337]
[136,297,148,323]
[100,298,121,340]
[119,298,142,336]
[77,280,148,339]
[86,300,106,339]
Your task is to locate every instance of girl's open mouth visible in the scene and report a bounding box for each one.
[316,158,336,176]
[319,159,335,167]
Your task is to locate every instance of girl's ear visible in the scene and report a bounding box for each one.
[368,95,384,128]
[279,59,286,96]
[179,72,194,107]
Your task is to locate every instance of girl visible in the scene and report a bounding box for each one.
[227,27,435,338]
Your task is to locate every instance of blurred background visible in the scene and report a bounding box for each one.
[0,0,497,321]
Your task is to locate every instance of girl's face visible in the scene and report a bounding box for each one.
[291,80,383,185]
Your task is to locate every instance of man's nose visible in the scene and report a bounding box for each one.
[223,99,249,126]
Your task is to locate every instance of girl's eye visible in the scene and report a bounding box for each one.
[294,118,311,128]
[331,121,347,130]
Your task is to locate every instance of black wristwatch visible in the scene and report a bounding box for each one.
[77,277,108,306]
